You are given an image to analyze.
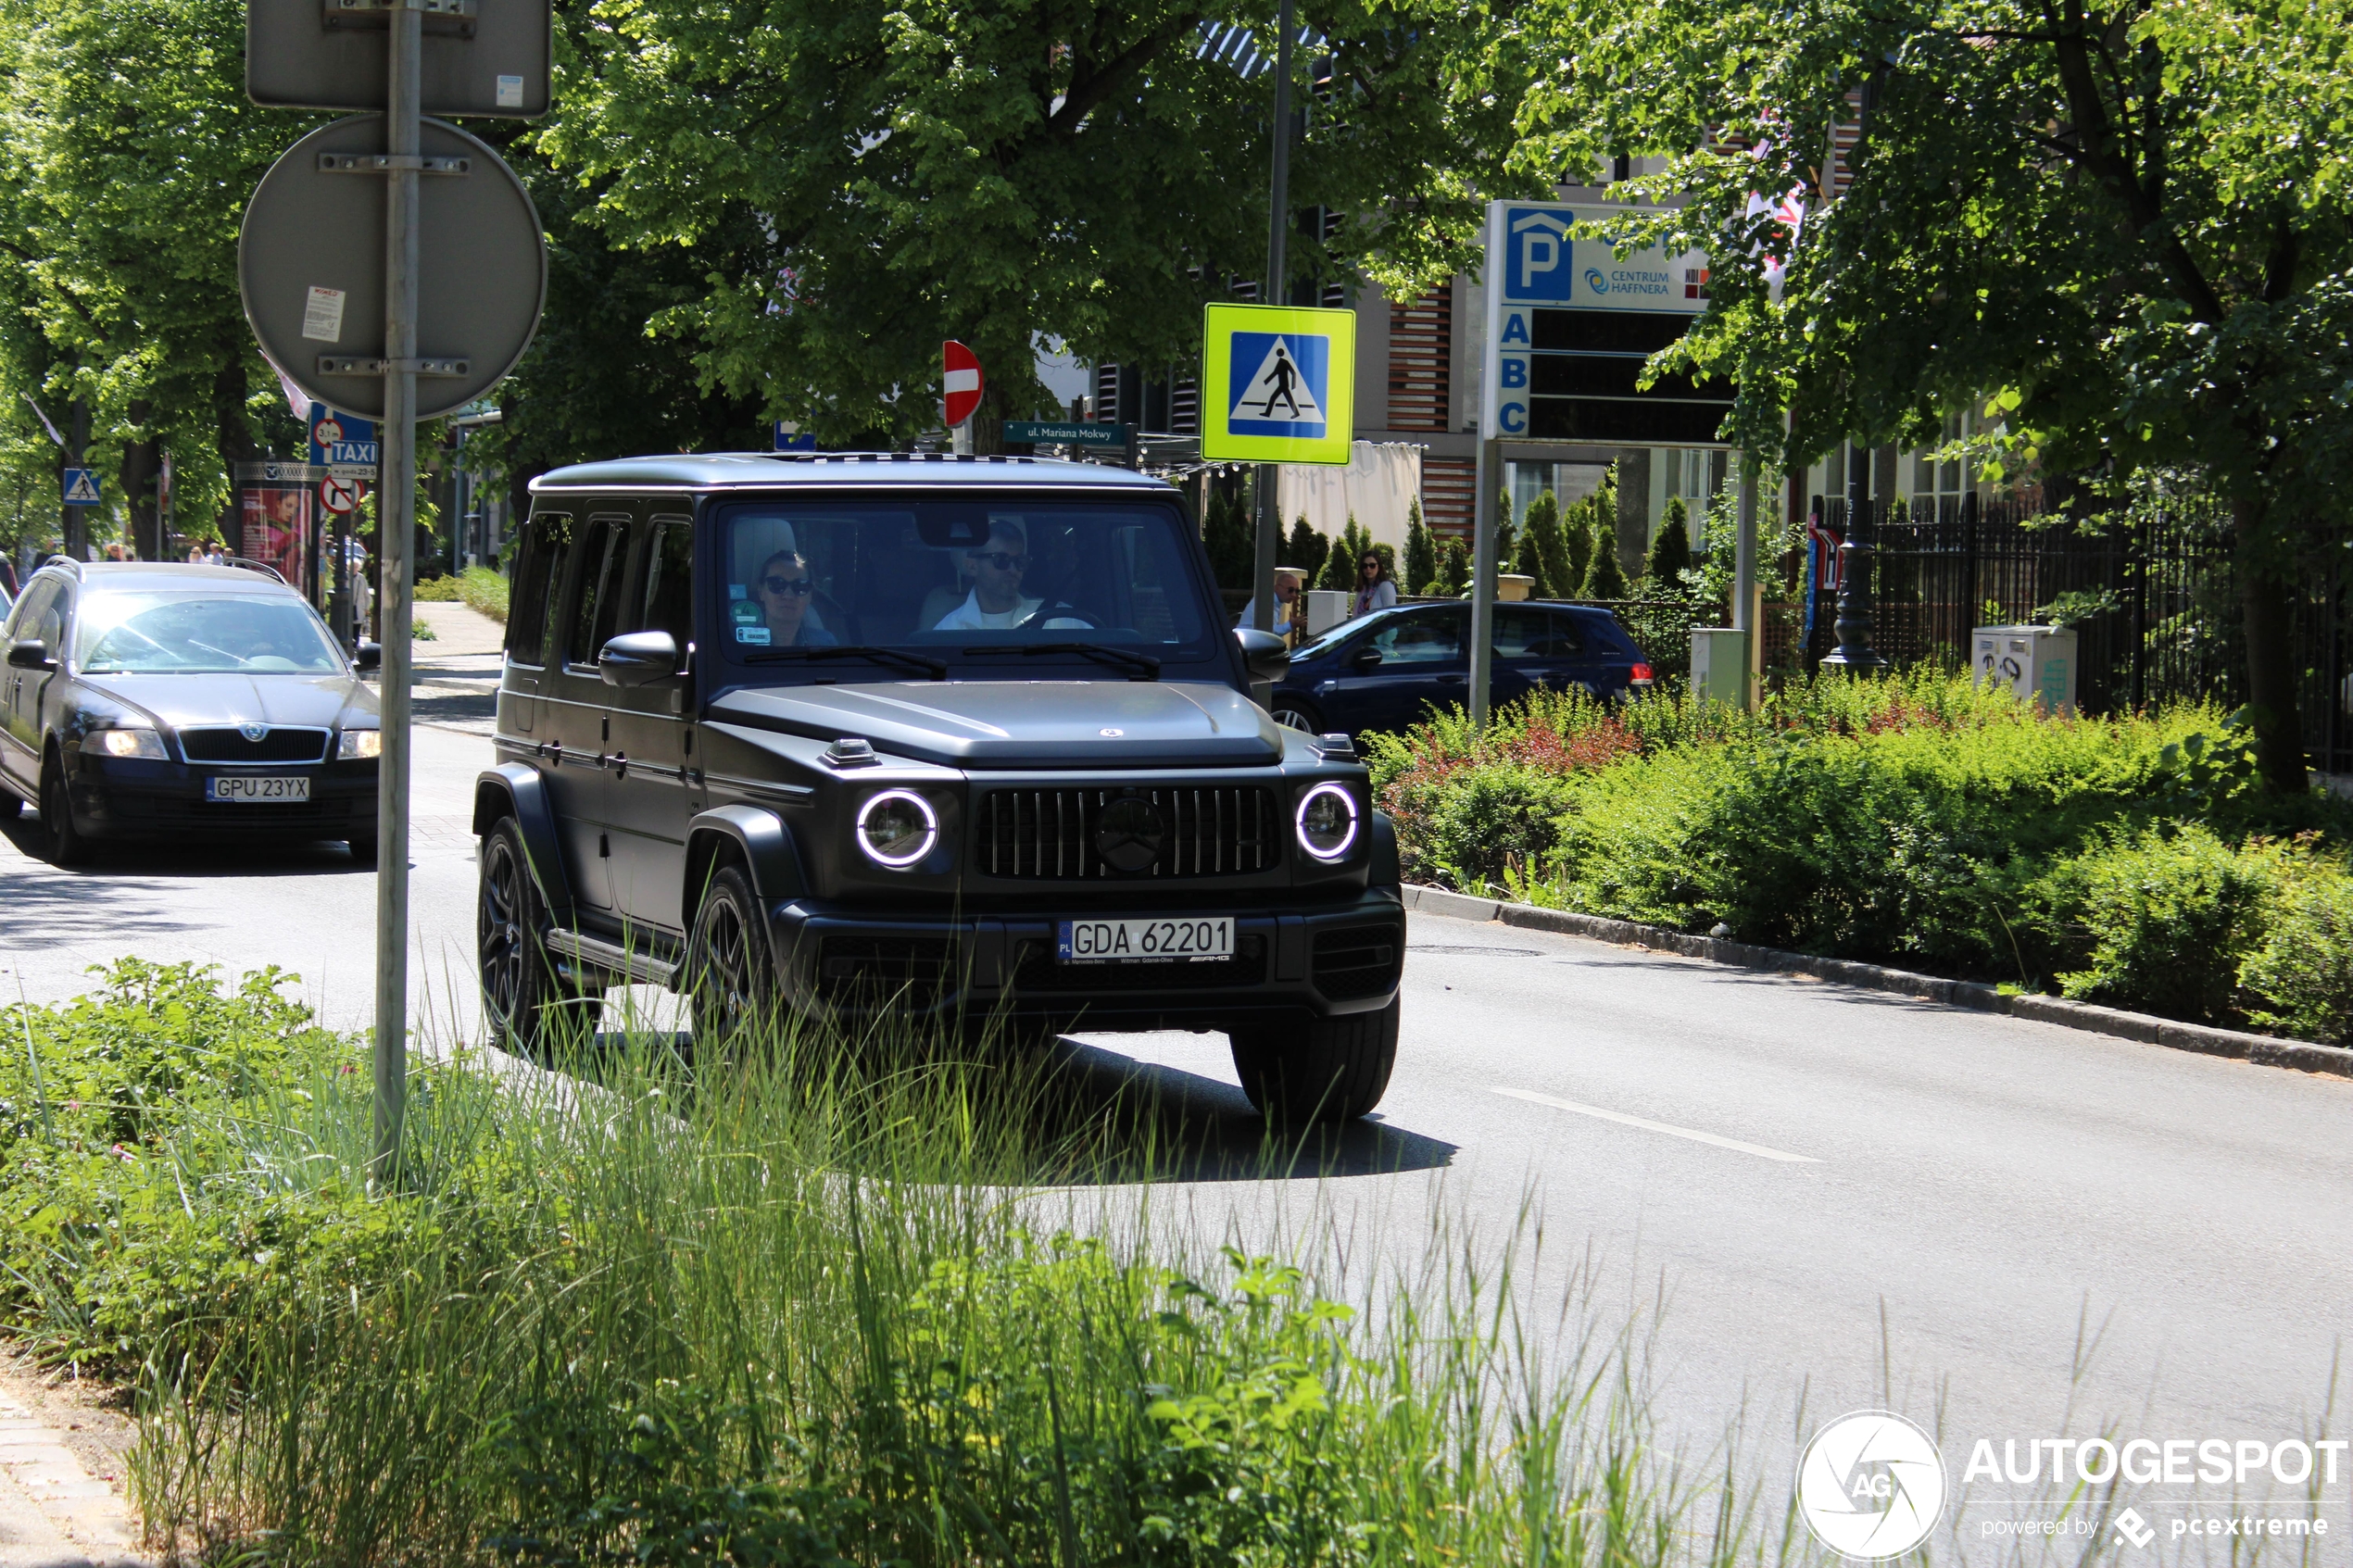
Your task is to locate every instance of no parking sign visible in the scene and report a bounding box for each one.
[1200,302,1355,465]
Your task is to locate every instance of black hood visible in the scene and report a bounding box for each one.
[709,680,1282,768]
[77,671,376,734]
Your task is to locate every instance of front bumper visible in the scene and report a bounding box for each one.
[68,752,379,841]
[762,885,1405,1031]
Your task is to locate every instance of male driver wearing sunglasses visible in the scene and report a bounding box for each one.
[931,519,1070,631]
[753,550,838,647]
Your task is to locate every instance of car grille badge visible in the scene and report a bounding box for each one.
[241,722,269,743]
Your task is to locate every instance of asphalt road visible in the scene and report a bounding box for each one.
[3,674,2348,1538]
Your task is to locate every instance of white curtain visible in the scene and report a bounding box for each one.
[1275,443,1423,555]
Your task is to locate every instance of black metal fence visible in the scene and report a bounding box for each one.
[1786,495,2353,772]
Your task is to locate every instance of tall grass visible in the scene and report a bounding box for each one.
[120,992,1760,1566]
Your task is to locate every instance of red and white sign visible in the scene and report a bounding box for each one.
[311,413,345,449]
[942,340,983,427]
[320,473,365,515]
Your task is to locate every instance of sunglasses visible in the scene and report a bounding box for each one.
[761,575,814,596]
[972,550,1028,571]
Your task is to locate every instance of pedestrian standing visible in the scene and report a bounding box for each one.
[1349,552,1397,620]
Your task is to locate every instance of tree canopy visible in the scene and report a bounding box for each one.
[1514,0,2353,787]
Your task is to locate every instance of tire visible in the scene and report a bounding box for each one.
[1272,701,1319,734]
[685,863,778,1061]
[478,817,601,1057]
[0,782,20,821]
[1229,997,1400,1124]
[346,834,378,868]
[38,752,88,867]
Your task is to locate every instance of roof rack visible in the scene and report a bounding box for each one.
[39,554,83,578]
[220,556,288,584]
[757,450,1038,466]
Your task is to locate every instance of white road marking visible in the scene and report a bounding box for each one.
[1491,1086,1821,1163]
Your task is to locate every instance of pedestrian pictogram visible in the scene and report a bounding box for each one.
[321,473,365,514]
[1200,303,1354,465]
[943,341,983,427]
[62,467,100,506]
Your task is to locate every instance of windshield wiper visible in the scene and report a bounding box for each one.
[743,644,947,679]
[963,643,1161,680]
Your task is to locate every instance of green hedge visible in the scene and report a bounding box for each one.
[1368,675,2353,1039]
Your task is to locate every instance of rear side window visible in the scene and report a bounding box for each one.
[506,512,572,665]
[565,514,630,667]
[637,516,694,650]
[1492,607,1580,658]
[7,580,61,646]
[1367,609,1465,665]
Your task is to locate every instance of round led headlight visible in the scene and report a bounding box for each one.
[1294,782,1359,862]
[855,789,938,870]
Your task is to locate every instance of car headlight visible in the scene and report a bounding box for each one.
[91,726,167,760]
[1295,782,1359,862]
[855,789,938,869]
[338,729,383,760]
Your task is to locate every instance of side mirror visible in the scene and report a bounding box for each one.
[1351,646,1383,671]
[6,638,55,671]
[353,641,382,671]
[599,629,681,688]
[1233,628,1291,683]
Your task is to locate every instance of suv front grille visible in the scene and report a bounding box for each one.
[977,786,1279,880]
[180,726,330,764]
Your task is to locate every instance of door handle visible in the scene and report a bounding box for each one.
[1436,673,1465,684]
[610,750,627,779]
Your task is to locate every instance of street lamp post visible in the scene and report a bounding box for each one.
[1818,457,1887,673]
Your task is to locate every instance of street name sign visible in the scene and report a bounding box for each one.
[246,0,551,118]
[1480,201,1730,446]
[240,114,546,420]
[1201,302,1355,465]
[1003,420,1132,446]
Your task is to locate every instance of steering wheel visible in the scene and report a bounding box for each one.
[1016,603,1103,630]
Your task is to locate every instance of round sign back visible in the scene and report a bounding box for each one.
[240,115,545,420]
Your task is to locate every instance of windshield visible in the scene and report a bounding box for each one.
[713,498,1221,675]
[76,593,345,674]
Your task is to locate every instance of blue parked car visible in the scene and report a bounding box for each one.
[1267,601,1654,737]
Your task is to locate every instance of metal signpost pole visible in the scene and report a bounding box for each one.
[1468,201,1504,730]
[1733,450,1758,710]
[1251,0,1293,636]
[373,0,422,1177]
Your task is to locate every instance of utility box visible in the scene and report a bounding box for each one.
[1498,573,1534,602]
[1973,624,2078,715]
[1690,627,1750,707]
[1302,589,1350,637]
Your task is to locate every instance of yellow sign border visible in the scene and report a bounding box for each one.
[1201,303,1356,466]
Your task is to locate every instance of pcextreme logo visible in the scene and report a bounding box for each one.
[1796,1411,1948,1561]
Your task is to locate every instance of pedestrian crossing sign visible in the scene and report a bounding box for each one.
[1201,302,1354,465]
[61,467,100,506]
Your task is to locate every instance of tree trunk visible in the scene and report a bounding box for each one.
[215,354,260,547]
[2233,495,2307,795]
[118,400,158,559]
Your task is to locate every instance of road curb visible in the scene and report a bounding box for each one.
[1401,884,2353,1081]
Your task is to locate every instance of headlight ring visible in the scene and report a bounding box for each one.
[1294,781,1359,862]
[856,788,938,870]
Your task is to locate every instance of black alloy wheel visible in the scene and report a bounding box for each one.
[686,864,776,1061]
[478,816,600,1058]
[1272,703,1319,734]
[38,753,87,867]
[1228,996,1400,1124]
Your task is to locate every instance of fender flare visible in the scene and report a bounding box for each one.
[472,763,573,925]
[685,804,807,918]
[1367,809,1401,890]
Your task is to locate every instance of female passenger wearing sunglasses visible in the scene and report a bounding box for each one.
[753,550,838,647]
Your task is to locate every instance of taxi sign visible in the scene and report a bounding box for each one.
[1201,302,1354,465]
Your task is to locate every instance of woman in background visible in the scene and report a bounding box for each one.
[1349,552,1397,619]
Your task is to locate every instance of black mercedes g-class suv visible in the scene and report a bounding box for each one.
[473,453,1404,1121]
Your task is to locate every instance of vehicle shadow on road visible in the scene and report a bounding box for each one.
[0,809,371,883]
[1032,1036,1457,1186]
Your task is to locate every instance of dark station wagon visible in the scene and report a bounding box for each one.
[474,453,1405,1122]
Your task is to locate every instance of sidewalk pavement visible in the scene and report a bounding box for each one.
[0,1371,144,1568]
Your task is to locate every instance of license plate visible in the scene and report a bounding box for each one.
[1057,916,1234,964]
[206,775,310,803]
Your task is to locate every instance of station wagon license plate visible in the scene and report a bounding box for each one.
[1058,917,1233,964]
[206,775,309,803]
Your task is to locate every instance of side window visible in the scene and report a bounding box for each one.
[636,516,694,650]
[1493,607,1581,658]
[1369,609,1464,665]
[565,514,629,668]
[6,581,57,644]
[506,512,572,665]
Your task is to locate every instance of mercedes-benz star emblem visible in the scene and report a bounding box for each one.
[240,722,269,743]
[1099,727,1124,736]
[1094,794,1164,873]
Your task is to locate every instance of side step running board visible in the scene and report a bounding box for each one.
[546,928,680,988]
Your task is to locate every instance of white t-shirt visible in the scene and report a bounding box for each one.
[931,591,1087,632]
